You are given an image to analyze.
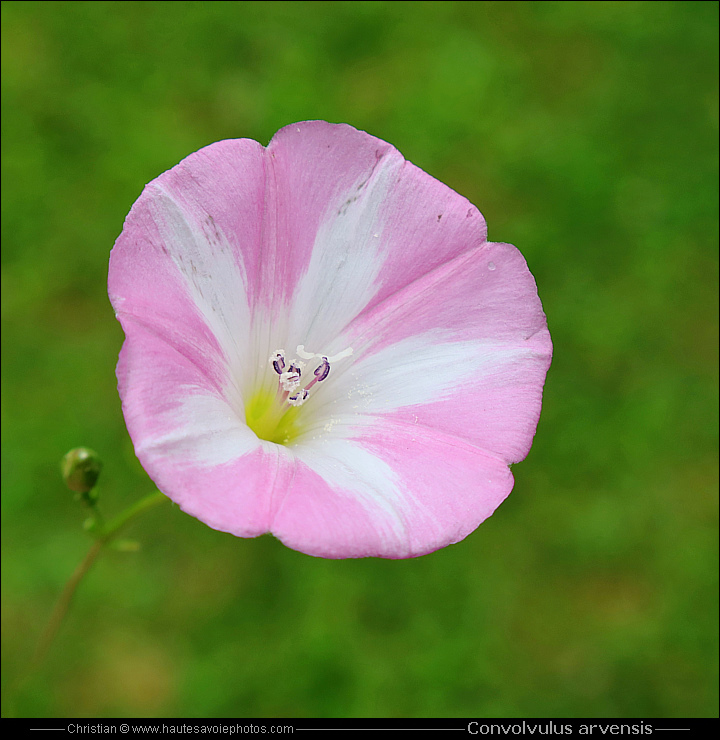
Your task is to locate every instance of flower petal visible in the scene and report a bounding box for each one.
[109,139,269,392]
[272,421,513,559]
[264,121,488,355]
[116,319,283,536]
[309,240,552,464]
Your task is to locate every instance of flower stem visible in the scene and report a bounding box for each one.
[30,539,104,673]
[20,490,168,691]
[100,489,167,541]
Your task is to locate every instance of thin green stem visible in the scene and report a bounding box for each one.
[29,538,104,673]
[100,490,167,541]
[16,490,168,695]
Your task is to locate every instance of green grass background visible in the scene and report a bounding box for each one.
[2,0,717,719]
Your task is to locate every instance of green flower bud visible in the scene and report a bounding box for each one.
[61,447,102,494]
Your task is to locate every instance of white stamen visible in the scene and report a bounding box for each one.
[279,360,304,392]
[269,345,354,409]
[325,347,353,363]
[287,389,308,406]
[296,345,353,363]
[295,345,316,360]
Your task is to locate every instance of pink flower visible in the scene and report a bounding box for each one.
[109,121,552,559]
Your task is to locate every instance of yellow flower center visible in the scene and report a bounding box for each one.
[245,344,353,445]
[244,386,303,445]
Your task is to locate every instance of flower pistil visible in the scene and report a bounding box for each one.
[244,345,353,445]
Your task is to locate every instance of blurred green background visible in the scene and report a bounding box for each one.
[2,0,717,719]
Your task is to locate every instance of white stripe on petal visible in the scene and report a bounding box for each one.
[307,330,528,419]
[147,186,253,387]
[136,391,260,467]
[293,437,407,541]
[286,154,404,352]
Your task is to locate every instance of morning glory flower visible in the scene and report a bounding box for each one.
[108,121,552,559]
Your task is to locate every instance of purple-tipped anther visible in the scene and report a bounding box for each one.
[314,357,330,382]
[288,388,309,407]
[270,350,285,375]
